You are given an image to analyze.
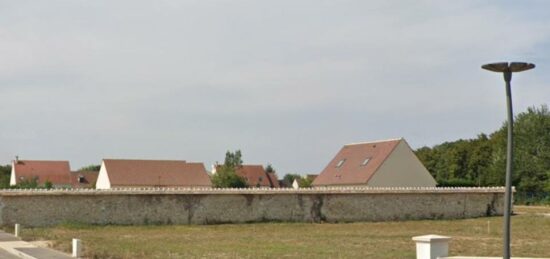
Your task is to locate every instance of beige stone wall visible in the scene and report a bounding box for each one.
[0,188,505,227]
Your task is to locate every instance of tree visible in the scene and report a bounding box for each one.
[415,105,550,203]
[299,177,313,188]
[0,164,11,189]
[211,168,247,188]
[78,165,101,171]
[488,105,550,201]
[282,174,301,187]
[265,164,274,173]
[224,150,242,168]
[211,150,247,188]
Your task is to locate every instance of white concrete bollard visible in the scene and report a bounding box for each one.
[72,238,82,258]
[412,234,451,259]
[14,224,20,237]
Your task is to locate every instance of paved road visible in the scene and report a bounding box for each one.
[0,247,21,259]
[16,247,74,259]
[0,231,73,259]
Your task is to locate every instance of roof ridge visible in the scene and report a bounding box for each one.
[14,160,69,162]
[344,137,403,146]
[103,158,186,162]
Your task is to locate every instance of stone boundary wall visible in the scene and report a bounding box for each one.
[0,187,506,227]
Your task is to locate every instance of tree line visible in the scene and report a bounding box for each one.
[415,105,550,203]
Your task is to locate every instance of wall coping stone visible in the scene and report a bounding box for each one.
[0,187,507,196]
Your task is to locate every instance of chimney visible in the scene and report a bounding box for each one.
[15,155,19,164]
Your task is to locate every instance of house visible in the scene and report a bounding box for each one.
[234,165,280,188]
[10,158,72,187]
[292,174,318,189]
[312,138,436,187]
[96,159,212,189]
[212,164,280,188]
[70,170,99,188]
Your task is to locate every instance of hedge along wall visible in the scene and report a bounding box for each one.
[0,187,506,227]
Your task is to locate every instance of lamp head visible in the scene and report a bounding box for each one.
[482,62,535,73]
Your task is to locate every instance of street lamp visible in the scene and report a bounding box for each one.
[481,61,535,259]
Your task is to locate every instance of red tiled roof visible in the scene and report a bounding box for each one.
[266,172,280,188]
[13,160,71,186]
[103,159,212,187]
[312,139,401,186]
[235,165,272,187]
[214,164,280,188]
[70,171,99,188]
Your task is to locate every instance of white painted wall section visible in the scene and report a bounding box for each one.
[368,140,437,187]
[95,161,111,189]
[9,161,16,186]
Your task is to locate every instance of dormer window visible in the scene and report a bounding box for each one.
[78,175,85,183]
[361,158,371,166]
[336,159,346,168]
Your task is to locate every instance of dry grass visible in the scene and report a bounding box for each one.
[15,205,550,259]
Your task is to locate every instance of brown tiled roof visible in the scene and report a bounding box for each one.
[214,164,279,188]
[266,172,280,188]
[235,165,273,187]
[13,160,71,186]
[70,171,99,188]
[312,139,401,186]
[103,159,212,187]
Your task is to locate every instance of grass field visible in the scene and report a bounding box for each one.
[14,206,550,259]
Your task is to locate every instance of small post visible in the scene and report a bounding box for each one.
[72,238,82,258]
[14,224,20,238]
[412,234,451,259]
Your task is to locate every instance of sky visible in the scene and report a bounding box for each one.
[1,1,549,176]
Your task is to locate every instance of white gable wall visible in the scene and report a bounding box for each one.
[95,161,111,189]
[367,140,437,187]
[9,161,16,186]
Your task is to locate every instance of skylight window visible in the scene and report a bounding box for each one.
[361,158,371,166]
[336,159,346,168]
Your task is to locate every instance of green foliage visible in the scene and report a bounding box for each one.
[224,150,242,168]
[298,177,313,188]
[265,164,274,173]
[0,164,11,189]
[436,178,477,187]
[78,165,101,171]
[282,174,301,187]
[416,105,550,203]
[44,180,53,189]
[211,167,247,188]
[280,174,312,188]
[17,177,39,189]
[211,150,248,188]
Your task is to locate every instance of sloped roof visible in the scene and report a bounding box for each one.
[312,138,401,186]
[13,160,72,185]
[103,159,212,187]
[266,172,280,188]
[70,171,99,188]
[235,165,273,187]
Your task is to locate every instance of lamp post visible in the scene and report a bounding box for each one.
[481,62,535,259]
